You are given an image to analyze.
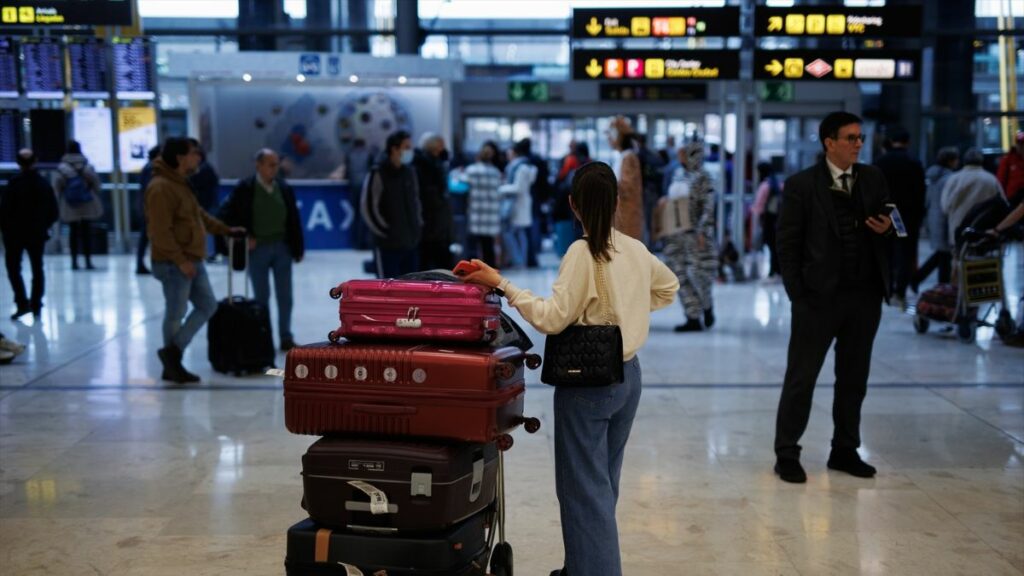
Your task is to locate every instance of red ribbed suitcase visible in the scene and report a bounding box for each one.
[328,279,502,344]
[283,342,541,448]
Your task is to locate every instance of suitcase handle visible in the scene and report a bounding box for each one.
[352,404,418,416]
[227,235,249,300]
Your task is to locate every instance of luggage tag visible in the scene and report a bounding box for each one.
[347,480,391,515]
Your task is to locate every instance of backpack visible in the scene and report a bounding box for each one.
[63,167,93,206]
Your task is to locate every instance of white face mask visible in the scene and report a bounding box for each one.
[400,149,414,165]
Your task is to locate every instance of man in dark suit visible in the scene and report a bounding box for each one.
[774,111,894,484]
[874,127,925,309]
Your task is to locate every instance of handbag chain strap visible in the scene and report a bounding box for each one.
[594,259,615,326]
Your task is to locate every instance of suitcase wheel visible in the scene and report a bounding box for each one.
[913,315,929,334]
[522,417,541,434]
[524,354,541,370]
[490,541,513,576]
[328,330,341,344]
[329,286,342,299]
[497,434,514,451]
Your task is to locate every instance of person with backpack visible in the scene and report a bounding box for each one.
[2,149,59,319]
[53,140,103,270]
[459,162,679,576]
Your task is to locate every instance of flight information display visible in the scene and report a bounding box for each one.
[68,37,109,99]
[0,37,17,98]
[21,37,64,99]
[754,50,921,82]
[29,108,66,165]
[0,1,133,26]
[574,50,740,81]
[113,37,154,100]
[0,108,22,169]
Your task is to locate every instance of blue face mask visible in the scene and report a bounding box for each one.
[400,149,414,165]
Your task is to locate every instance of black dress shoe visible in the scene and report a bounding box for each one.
[280,339,296,352]
[550,569,567,576]
[827,449,876,478]
[774,459,807,483]
[703,307,716,329]
[10,307,31,320]
[674,318,704,332]
[136,265,151,275]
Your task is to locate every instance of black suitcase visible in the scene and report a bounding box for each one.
[301,437,498,532]
[284,513,488,575]
[208,237,275,374]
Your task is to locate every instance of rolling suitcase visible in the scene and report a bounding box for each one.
[916,283,957,322]
[283,342,541,447]
[208,236,275,375]
[284,513,488,576]
[301,437,498,533]
[328,279,501,344]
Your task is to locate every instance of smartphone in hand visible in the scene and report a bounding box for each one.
[452,260,480,277]
[885,203,908,238]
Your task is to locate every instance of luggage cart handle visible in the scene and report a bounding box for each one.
[352,404,418,416]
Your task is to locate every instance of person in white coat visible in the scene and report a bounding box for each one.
[499,139,537,268]
[940,147,1003,246]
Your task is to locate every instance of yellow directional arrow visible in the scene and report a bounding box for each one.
[586,59,603,78]
[764,59,783,76]
[767,16,783,32]
[586,17,603,36]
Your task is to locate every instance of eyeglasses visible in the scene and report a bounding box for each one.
[833,134,866,144]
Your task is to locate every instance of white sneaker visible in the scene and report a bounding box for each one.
[0,338,26,356]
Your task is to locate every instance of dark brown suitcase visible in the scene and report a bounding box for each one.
[283,342,541,447]
[301,438,498,533]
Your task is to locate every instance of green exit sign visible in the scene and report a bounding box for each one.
[507,81,550,102]
[758,81,794,102]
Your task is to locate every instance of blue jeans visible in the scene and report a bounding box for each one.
[554,356,642,576]
[151,260,218,351]
[249,241,294,343]
[502,226,529,268]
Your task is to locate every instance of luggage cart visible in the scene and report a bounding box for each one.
[914,229,1015,343]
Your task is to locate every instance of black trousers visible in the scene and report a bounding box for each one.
[774,290,883,461]
[419,238,452,271]
[469,235,496,264]
[912,249,951,287]
[4,237,46,312]
[68,221,93,264]
[890,231,918,298]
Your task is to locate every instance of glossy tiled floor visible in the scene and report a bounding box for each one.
[1,246,1022,576]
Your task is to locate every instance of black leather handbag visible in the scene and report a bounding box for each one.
[541,259,624,387]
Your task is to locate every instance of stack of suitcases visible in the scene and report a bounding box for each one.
[282,275,541,576]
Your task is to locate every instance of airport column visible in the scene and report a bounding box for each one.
[305,0,333,52]
[395,0,421,55]
[238,0,286,51]
[927,0,975,151]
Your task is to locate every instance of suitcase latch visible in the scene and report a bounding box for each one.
[410,472,432,497]
[396,307,422,329]
[469,457,484,502]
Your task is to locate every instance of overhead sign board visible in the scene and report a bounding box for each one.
[600,83,707,102]
[573,50,740,81]
[755,6,922,38]
[573,7,741,39]
[753,50,920,82]
[0,0,133,26]
[507,81,549,102]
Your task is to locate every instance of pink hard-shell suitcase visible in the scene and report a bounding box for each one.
[328,279,501,344]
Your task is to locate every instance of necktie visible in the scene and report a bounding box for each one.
[839,173,851,193]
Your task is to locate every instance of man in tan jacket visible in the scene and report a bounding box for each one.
[145,137,244,383]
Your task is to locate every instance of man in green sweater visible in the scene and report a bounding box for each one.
[220,149,305,350]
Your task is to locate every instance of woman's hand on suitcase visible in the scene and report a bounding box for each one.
[461,259,502,289]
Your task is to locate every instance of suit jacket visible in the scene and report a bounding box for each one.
[874,148,926,230]
[777,160,892,303]
[220,175,305,261]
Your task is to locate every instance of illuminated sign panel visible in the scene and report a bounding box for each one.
[753,50,920,82]
[0,1,132,26]
[755,6,922,38]
[573,7,740,39]
[600,83,707,102]
[68,37,109,99]
[0,37,17,98]
[574,50,740,81]
[113,37,155,100]
[21,37,63,99]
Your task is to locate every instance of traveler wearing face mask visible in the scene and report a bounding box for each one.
[413,132,454,270]
[360,129,423,278]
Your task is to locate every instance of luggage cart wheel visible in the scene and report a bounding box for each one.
[329,286,342,299]
[328,330,340,344]
[524,354,542,370]
[497,434,514,451]
[995,310,1015,338]
[913,315,929,334]
[490,542,513,576]
[956,319,976,343]
[523,417,541,434]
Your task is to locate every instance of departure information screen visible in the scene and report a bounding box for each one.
[0,37,17,98]
[68,37,108,99]
[21,37,63,99]
[0,108,21,169]
[573,7,741,39]
[755,6,922,38]
[753,50,921,82]
[574,50,740,81]
[0,1,133,26]
[113,37,154,100]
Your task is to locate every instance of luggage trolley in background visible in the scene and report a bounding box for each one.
[914,229,1015,343]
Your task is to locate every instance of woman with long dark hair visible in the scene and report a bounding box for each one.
[461,161,679,576]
